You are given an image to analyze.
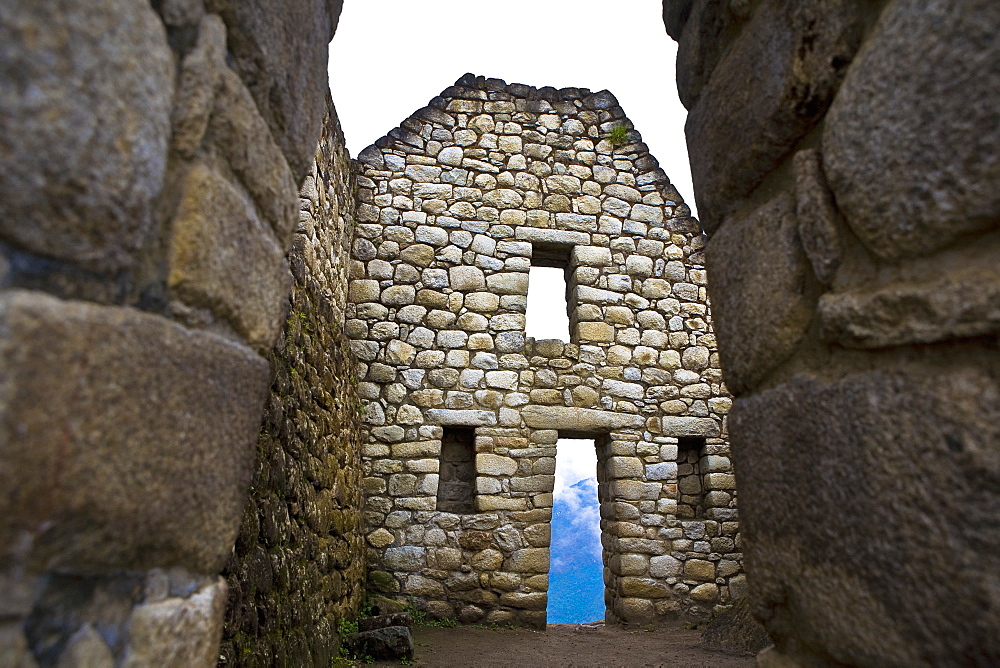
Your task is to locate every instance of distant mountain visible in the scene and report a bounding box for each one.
[548,477,604,624]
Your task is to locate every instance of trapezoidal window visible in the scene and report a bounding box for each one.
[677,436,707,518]
[526,244,572,341]
[437,427,476,513]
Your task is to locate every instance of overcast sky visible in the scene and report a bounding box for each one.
[328,0,694,214]
[329,1,690,507]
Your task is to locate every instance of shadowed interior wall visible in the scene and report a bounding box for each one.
[219,102,366,667]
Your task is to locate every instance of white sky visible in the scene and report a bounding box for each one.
[329,1,688,493]
[555,438,598,497]
[552,439,602,569]
[328,0,694,214]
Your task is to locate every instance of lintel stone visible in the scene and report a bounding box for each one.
[659,417,721,438]
[425,409,497,427]
[521,406,644,432]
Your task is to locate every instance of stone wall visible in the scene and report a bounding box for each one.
[666,1,1000,665]
[0,1,342,665]
[219,101,365,667]
[350,75,740,628]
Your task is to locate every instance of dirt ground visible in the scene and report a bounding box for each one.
[374,622,756,668]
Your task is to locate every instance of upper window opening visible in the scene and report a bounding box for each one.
[526,244,572,341]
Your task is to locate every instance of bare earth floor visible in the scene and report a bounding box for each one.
[375,623,756,668]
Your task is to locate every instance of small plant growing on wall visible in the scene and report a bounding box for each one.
[607,123,630,147]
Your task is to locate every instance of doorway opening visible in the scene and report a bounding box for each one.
[547,437,604,624]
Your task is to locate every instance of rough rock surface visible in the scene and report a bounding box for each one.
[0,0,342,664]
[0,0,174,272]
[668,0,1000,664]
[822,0,1000,261]
[700,596,770,657]
[683,0,867,230]
[344,626,414,661]
[0,290,268,574]
[219,103,365,666]
[204,0,344,181]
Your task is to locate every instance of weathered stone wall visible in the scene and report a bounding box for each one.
[666,0,1000,665]
[0,0,342,664]
[350,74,740,629]
[219,101,365,667]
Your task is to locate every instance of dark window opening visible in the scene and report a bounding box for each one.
[677,436,707,518]
[526,244,572,341]
[437,427,476,513]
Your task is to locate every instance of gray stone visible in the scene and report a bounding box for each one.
[817,258,1000,348]
[343,627,413,662]
[649,555,682,578]
[706,194,814,394]
[0,0,174,272]
[381,285,416,307]
[685,0,865,230]
[449,266,486,291]
[170,14,225,159]
[121,580,227,667]
[659,417,720,438]
[730,367,1000,665]
[793,149,843,285]
[822,0,1000,261]
[438,146,464,167]
[521,406,644,432]
[514,227,590,246]
[0,290,268,573]
[486,273,529,295]
[203,0,343,180]
[57,624,113,668]
[209,65,300,243]
[168,163,291,350]
[0,624,38,668]
[384,547,426,572]
[425,410,497,427]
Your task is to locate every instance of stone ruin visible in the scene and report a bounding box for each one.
[1,1,997,666]
[347,75,740,627]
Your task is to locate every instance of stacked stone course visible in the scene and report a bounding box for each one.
[349,74,741,628]
[0,0,344,664]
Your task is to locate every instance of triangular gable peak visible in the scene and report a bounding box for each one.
[357,72,700,245]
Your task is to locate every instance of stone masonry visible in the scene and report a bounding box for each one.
[0,1,343,665]
[219,100,365,667]
[350,75,740,628]
[667,0,1000,665]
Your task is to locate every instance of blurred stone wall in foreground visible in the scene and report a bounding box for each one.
[665,0,999,665]
[0,1,345,665]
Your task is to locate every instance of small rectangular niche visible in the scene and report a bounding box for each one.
[526,244,571,341]
[676,436,707,519]
[437,427,476,513]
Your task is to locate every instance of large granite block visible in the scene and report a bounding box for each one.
[0,290,269,574]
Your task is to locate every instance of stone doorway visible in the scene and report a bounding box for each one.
[548,437,603,623]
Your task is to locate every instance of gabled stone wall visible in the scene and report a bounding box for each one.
[349,74,740,628]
